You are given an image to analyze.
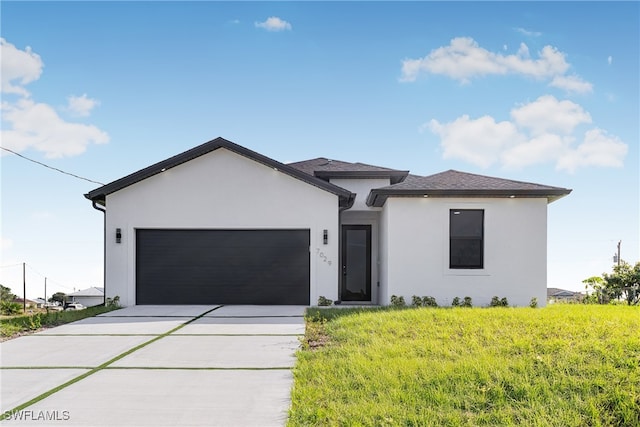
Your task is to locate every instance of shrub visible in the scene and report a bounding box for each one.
[0,301,22,315]
[490,296,508,307]
[462,296,473,307]
[317,296,333,306]
[422,296,438,307]
[390,295,406,307]
[411,295,423,307]
[451,297,461,307]
[529,297,538,308]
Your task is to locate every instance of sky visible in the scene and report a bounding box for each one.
[1,1,638,300]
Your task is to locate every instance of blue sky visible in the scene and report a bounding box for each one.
[1,1,638,299]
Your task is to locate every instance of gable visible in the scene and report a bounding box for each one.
[85,137,354,208]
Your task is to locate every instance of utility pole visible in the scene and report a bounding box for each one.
[617,240,621,266]
[23,262,26,313]
[44,277,47,305]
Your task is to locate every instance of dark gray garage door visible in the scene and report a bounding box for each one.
[136,229,310,305]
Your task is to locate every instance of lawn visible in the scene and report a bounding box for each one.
[289,304,640,426]
[0,304,120,340]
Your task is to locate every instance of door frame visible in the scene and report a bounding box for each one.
[340,224,372,302]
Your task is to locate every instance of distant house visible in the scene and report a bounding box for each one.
[67,287,104,307]
[547,287,583,302]
[85,137,571,307]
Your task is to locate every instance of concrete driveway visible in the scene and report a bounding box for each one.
[0,305,306,426]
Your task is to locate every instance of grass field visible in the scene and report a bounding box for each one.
[0,304,120,340]
[289,304,640,426]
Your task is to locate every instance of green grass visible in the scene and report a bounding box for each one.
[289,305,640,426]
[0,305,121,339]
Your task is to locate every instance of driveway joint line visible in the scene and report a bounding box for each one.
[0,305,223,421]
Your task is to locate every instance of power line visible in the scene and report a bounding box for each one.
[1,146,105,185]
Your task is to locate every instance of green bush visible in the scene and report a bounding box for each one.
[390,295,406,307]
[317,296,333,306]
[451,297,461,307]
[422,296,438,307]
[529,297,538,308]
[411,295,423,307]
[0,301,22,315]
[462,296,473,307]
[490,296,509,307]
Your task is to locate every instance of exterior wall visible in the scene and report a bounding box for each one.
[70,296,103,307]
[105,148,340,306]
[329,178,389,211]
[381,197,548,307]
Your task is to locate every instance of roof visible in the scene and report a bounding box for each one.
[85,138,355,209]
[547,288,582,297]
[288,158,409,184]
[367,169,572,207]
[68,287,105,297]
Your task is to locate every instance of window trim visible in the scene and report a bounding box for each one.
[449,209,484,269]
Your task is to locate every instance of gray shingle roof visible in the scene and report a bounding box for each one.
[367,170,572,207]
[288,158,409,184]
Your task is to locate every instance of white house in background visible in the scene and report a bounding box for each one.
[85,137,571,307]
[67,287,104,307]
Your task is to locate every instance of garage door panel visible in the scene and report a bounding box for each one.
[136,229,310,305]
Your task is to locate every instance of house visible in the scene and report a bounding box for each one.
[67,287,105,307]
[12,298,39,308]
[547,287,583,302]
[85,137,571,307]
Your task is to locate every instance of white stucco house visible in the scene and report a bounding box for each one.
[67,287,105,307]
[85,137,571,307]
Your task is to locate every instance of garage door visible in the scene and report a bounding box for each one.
[135,229,310,305]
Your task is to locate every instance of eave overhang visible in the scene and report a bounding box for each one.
[314,170,410,185]
[366,188,573,207]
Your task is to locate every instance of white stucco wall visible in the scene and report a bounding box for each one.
[104,148,340,306]
[380,197,548,307]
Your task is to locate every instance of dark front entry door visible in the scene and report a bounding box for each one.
[341,225,371,302]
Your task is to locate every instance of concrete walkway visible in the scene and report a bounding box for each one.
[0,305,306,426]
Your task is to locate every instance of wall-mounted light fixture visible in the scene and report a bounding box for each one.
[323,229,328,245]
[116,228,122,244]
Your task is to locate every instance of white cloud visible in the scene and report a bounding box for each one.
[428,115,523,168]
[549,74,593,94]
[608,56,613,65]
[400,37,591,95]
[510,95,591,135]
[255,17,292,32]
[425,97,627,173]
[66,94,99,117]
[1,98,109,158]
[401,37,569,83]
[557,128,627,173]
[515,27,542,37]
[0,39,109,158]
[0,38,43,96]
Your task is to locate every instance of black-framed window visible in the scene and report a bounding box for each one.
[450,209,484,269]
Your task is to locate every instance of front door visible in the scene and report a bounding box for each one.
[341,225,371,302]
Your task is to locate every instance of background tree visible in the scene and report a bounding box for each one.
[582,276,607,304]
[48,292,67,305]
[602,261,640,305]
[0,284,17,302]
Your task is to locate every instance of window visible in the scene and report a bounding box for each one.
[450,209,484,269]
